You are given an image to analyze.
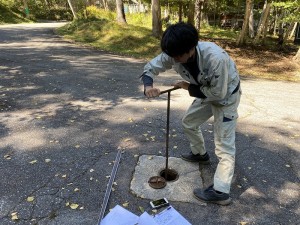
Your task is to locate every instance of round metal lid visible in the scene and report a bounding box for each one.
[148,176,166,189]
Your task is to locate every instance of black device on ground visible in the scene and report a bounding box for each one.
[150,198,170,209]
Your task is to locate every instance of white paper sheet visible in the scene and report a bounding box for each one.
[100,205,139,225]
[153,206,192,225]
[99,205,191,225]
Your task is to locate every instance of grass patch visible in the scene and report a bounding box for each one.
[57,18,160,59]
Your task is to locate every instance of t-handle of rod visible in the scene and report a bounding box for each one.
[160,86,181,95]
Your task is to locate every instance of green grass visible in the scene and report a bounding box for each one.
[0,3,31,24]
[57,17,161,59]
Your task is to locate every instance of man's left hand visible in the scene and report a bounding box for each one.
[173,81,190,90]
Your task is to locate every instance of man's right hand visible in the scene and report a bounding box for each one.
[144,86,161,98]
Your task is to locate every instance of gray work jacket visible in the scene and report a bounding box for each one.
[143,42,240,105]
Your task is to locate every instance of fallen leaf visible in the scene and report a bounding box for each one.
[27,196,35,202]
[122,202,129,207]
[70,203,79,209]
[285,164,291,167]
[75,145,80,148]
[66,202,70,206]
[29,160,37,164]
[90,169,95,172]
[11,212,18,221]
[134,154,139,158]
[151,209,157,214]
[148,156,153,160]
[124,138,131,142]
[62,174,67,178]
[4,154,11,160]
[239,222,248,225]
[74,188,80,192]
[139,206,145,212]
[45,159,51,163]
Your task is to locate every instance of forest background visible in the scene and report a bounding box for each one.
[1,0,299,81]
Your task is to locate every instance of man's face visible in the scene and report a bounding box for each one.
[173,48,195,63]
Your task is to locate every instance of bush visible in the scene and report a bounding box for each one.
[34,7,73,21]
[126,12,151,28]
[79,6,115,21]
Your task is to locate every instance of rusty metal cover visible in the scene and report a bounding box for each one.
[148,176,166,189]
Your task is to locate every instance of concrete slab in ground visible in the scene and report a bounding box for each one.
[130,155,205,205]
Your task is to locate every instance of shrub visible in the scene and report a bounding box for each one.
[79,6,115,21]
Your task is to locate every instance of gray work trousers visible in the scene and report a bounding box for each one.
[182,90,241,193]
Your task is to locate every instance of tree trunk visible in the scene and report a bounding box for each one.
[195,0,204,31]
[289,22,298,39]
[248,1,254,38]
[67,0,77,19]
[294,47,300,61]
[254,0,272,45]
[283,22,296,42]
[178,1,183,22]
[116,0,127,24]
[152,0,162,38]
[102,0,108,10]
[236,0,252,46]
[187,0,195,25]
[273,6,278,36]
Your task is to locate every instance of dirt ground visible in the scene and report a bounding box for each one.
[212,39,300,82]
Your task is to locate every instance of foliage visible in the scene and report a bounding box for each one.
[201,26,239,40]
[273,1,300,23]
[126,12,152,28]
[0,3,31,24]
[79,6,115,20]
[57,17,161,59]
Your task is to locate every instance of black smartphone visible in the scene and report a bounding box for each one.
[149,198,169,209]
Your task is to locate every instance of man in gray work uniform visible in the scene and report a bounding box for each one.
[141,22,241,205]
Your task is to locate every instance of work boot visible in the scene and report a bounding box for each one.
[181,152,210,164]
[193,185,232,206]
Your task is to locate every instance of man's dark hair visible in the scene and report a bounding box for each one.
[161,22,199,57]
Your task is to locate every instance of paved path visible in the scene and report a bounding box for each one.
[0,23,299,225]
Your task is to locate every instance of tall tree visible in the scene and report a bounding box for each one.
[152,0,162,38]
[116,0,126,23]
[294,47,300,61]
[67,0,77,19]
[195,0,204,31]
[254,0,272,45]
[248,1,254,38]
[187,0,195,25]
[236,0,253,46]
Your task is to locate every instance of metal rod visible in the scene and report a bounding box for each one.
[160,86,181,95]
[98,150,122,224]
[161,87,181,181]
[165,91,171,180]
